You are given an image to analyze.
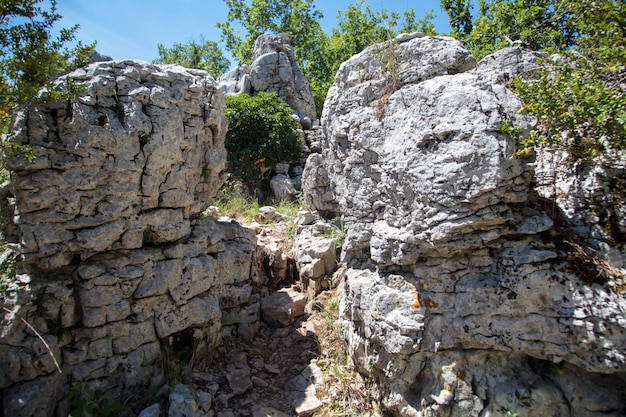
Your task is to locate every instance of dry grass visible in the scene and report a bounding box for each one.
[310,288,383,417]
[565,240,626,294]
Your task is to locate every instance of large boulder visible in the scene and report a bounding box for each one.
[304,34,626,416]
[0,61,264,416]
[219,33,316,119]
[4,60,228,270]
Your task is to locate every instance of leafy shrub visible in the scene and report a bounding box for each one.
[513,62,626,161]
[224,92,302,190]
[511,0,625,162]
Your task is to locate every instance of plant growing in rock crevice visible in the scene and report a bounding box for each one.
[564,240,625,292]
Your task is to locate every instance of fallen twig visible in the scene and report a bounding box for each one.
[1,306,62,374]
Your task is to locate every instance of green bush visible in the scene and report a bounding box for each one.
[224,92,302,190]
[512,0,626,162]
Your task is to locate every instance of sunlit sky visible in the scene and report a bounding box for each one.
[56,1,452,67]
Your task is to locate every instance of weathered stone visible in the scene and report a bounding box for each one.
[0,59,267,417]
[2,372,65,417]
[301,153,338,217]
[251,405,292,417]
[270,174,298,201]
[138,403,161,417]
[254,206,288,224]
[219,65,251,95]
[197,390,213,412]
[287,364,324,417]
[296,226,336,281]
[218,33,316,119]
[155,294,222,338]
[168,384,199,417]
[304,34,626,416]
[226,368,253,395]
[4,60,227,270]
[251,376,269,388]
[261,288,307,327]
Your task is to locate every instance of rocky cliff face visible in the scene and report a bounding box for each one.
[304,34,626,416]
[0,61,266,416]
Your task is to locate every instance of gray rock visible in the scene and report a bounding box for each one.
[168,384,199,417]
[287,364,324,417]
[87,50,114,64]
[218,33,316,119]
[301,153,338,217]
[226,368,253,395]
[4,60,228,270]
[138,403,161,417]
[251,34,316,118]
[251,406,292,417]
[254,206,288,224]
[261,288,307,327]
[270,174,298,201]
[296,226,336,280]
[304,34,626,416]
[295,224,337,297]
[219,65,251,95]
[251,376,269,388]
[0,58,262,415]
[197,390,213,412]
[2,372,65,417]
[295,210,316,227]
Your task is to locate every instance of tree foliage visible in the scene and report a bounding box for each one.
[153,37,231,78]
[217,0,325,66]
[442,0,576,60]
[224,92,302,189]
[441,0,473,36]
[0,0,94,135]
[512,0,626,161]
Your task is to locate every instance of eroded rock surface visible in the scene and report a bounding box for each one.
[219,33,316,119]
[304,35,626,416]
[0,61,267,416]
[4,60,227,270]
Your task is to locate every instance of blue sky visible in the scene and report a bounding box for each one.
[57,1,451,66]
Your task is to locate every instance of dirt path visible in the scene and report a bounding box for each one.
[133,215,380,417]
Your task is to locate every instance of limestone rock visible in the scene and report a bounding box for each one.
[295,222,338,297]
[261,287,307,327]
[219,64,251,95]
[138,404,161,417]
[168,384,199,417]
[287,364,324,416]
[219,33,316,119]
[254,206,288,224]
[226,368,253,395]
[270,174,298,201]
[251,406,292,417]
[87,50,113,64]
[4,60,228,270]
[2,372,65,417]
[303,34,626,416]
[301,153,338,218]
[534,147,626,266]
[0,59,265,417]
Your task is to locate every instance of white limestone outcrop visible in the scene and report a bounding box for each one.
[303,34,626,416]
